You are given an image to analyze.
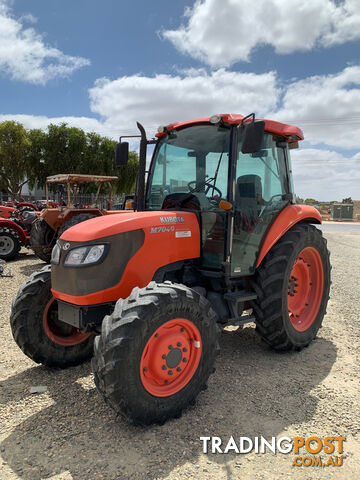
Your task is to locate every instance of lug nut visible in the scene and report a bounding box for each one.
[168,345,173,350]
[183,347,187,352]
[162,354,166,359]
[177,367,181,372]
[177,342,182,347]
[143,367,148,372]
[155,333,159,338]
[162,365,166,370]
[183,358,187,363]
[168,370,173,375]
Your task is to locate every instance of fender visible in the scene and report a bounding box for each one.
[0,218,28,244]
[0,206,16,219]
[256,204,322,268]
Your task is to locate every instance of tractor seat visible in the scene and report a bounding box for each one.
[161,192,201,211]
[235,174,263,233]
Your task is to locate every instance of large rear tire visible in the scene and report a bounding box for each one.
[0,227,21,261]
[30,218,56,263]
[10,265,94,367]
[250,223,330,350]
[57,213,97,237]
[92,282,219,425]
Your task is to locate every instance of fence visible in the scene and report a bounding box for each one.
[0,192,126,210]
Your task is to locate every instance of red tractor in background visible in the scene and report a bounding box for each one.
[0,207,37,260]
[10,113,330,426]
[30,174,128,262]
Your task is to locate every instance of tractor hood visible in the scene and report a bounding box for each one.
[52,211,200,305]
[59,211,196,242]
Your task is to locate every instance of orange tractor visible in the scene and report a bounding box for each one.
[11,113,330,425]
[30,174,128,262]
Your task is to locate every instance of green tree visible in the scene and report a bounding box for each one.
[43,123,87,179]
[27,128,47,189]
[342,197,353,204]
[0,121,31,198]
[305,198,317,204]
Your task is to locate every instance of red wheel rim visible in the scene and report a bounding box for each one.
[43,298,91,346]
[287,247,324,332]
[140,318,202,397]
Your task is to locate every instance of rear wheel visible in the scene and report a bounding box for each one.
[92,282,219,425]
[57,213,97,237]
[30,218,56,263]
[10,265,94,367]
[0,227,21,260]
[250,223,330,350]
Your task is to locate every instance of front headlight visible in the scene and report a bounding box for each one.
[51,242,61,264]
[64,244,106,266]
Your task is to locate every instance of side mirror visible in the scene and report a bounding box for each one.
[241,120,265,154]
[115,142,129,166]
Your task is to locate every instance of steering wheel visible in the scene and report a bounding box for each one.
[187,180,222,199]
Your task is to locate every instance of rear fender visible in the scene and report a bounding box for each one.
[0,206,16,219]
[0,219,28,244]
[256,205,321,268]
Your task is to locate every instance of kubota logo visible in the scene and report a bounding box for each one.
[160,216,185,224]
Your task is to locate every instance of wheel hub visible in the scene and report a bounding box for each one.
[43,297,91,346]
[166,348,182,369]
[140,318,202,397]
[0,235,14,255]
[287,247,324,332]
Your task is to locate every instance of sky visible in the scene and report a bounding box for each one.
[0,0,359,201]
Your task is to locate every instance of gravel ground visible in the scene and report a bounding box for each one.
[0,228,359,480]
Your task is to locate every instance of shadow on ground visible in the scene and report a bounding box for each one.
[18,261,46,277]
[0,327,337,480]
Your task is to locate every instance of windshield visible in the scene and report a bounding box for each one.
[146,125,230,210]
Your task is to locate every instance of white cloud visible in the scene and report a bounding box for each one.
[271,66,360,149]
[1,65,360,200]
[89,69,279,134]
[162,0,360,67]
[292,149,360,200]
[0,1,90,84]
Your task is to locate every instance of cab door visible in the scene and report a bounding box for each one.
[231,134,291,275]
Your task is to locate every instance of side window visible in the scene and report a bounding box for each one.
[236,134,288,204]
[231,133,290,275]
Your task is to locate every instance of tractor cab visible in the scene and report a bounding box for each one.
[119,113,302,276]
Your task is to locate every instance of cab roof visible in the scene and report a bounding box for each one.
[155,113,304,143]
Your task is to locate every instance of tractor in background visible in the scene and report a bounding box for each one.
[30,174,129,262]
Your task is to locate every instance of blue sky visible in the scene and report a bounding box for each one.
[0,0,359,200]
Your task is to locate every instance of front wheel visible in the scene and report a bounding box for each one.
[10,265,94,367]
[250,223,331,350]
[92,282,219,425]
